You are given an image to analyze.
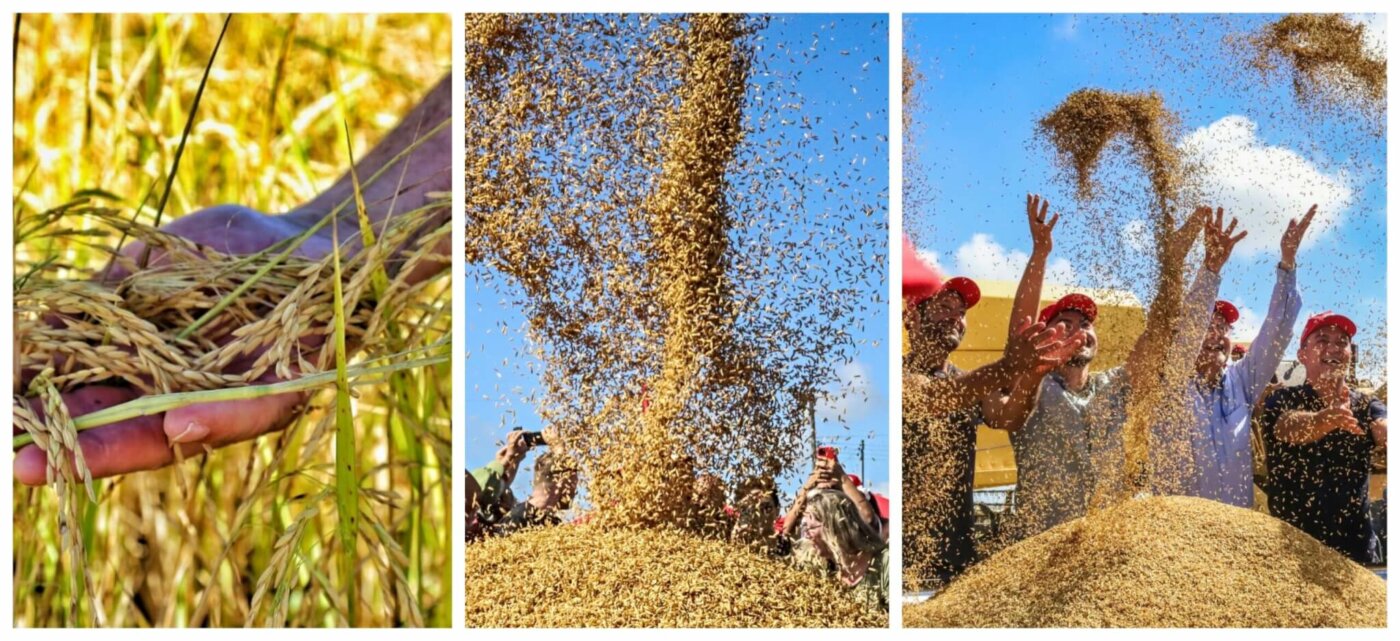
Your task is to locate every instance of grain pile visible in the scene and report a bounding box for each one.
[906,496,1385,628]
[466,525,885,627]
[1245,14,1385,125]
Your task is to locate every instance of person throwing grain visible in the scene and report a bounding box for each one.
[988,203,1222,541]
[902,203,1086,588]
[14,76,451,485]
[1165,206,1313,507]
[1260,312,1387,564]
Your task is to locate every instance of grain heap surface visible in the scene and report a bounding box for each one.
[905,496,1386,628]
[466,525,885,628]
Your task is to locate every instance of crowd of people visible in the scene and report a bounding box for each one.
[904,195,1387,589]
[467,434,891,612]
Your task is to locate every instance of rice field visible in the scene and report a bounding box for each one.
[12,13,453,627]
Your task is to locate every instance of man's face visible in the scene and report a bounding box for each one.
[733,490,779,544]
[553,469,579,509]
[914,291,968,351]
[1298,325,1353,382]
[1049,310,1097,366]
[693,475,726,512]
[1195,313,1233,382]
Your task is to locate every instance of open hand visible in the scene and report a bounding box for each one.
[1164,205,1209,268]
[1026,194,1060,255]
[1279,204,1316,269]
[1202,206,1247,274]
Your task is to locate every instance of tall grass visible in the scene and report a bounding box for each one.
[12,14,452,627]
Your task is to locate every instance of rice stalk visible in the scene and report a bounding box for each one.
[330,195,361,627]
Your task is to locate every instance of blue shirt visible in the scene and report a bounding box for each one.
[1183,266,1301,507]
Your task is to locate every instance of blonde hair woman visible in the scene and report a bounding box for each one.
[792,490,889,612]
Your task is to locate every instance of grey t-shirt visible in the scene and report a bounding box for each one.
[1008,366,1130,540]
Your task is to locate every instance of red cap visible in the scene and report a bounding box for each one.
[1231,344,1247,356]
[1039,293,1098,325]
[1214,300,1240,325]
[1300,311,1357,347]
[940,277,981,309]
[847,474,862,487]
[871,492,890,521]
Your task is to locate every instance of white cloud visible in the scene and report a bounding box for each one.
[1230,304,1263,344]
[1121,219,1153,255]
[1052,15,1080,40]
[1178,115,1352,258]
[1345,13,1387,59]
[916,248,942,273]
[953,233,1077,285]
[817,360,875,423]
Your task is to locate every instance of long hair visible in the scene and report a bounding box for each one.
[803,490,886,570]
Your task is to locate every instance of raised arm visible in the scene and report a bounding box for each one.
[1169,211,1235,370]
[829,457,880,530]
[1234,207,1313,401]
[1125,206,1211,389]
[1007,194,1059,343]
[982,370,1047,433]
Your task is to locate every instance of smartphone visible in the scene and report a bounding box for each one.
[513,429,546,448]
[816,445,838,460]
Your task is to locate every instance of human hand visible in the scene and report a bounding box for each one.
[496,429,532,469]
[1313,406,1363,437]
[1004,317,1083,374]
[806,456,841,491]
[15,206,329,485]
[801,466,827,493]
[825,455,848,485]
[1026,194,1059,256]
[1202,206,1246,274]
[1279,204,1316,270]
[15,77,452,486]
[1164,205,1210,268]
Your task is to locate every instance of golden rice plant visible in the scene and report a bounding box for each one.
[12,13,452,627]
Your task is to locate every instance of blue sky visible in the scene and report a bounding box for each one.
[905,14,1386,379]
[467,14,891,503]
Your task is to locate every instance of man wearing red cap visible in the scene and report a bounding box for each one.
[1173,207,1312,508]
[903,194,1084,588]
[1260,311,1387,564]
[986,204,1235,539]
